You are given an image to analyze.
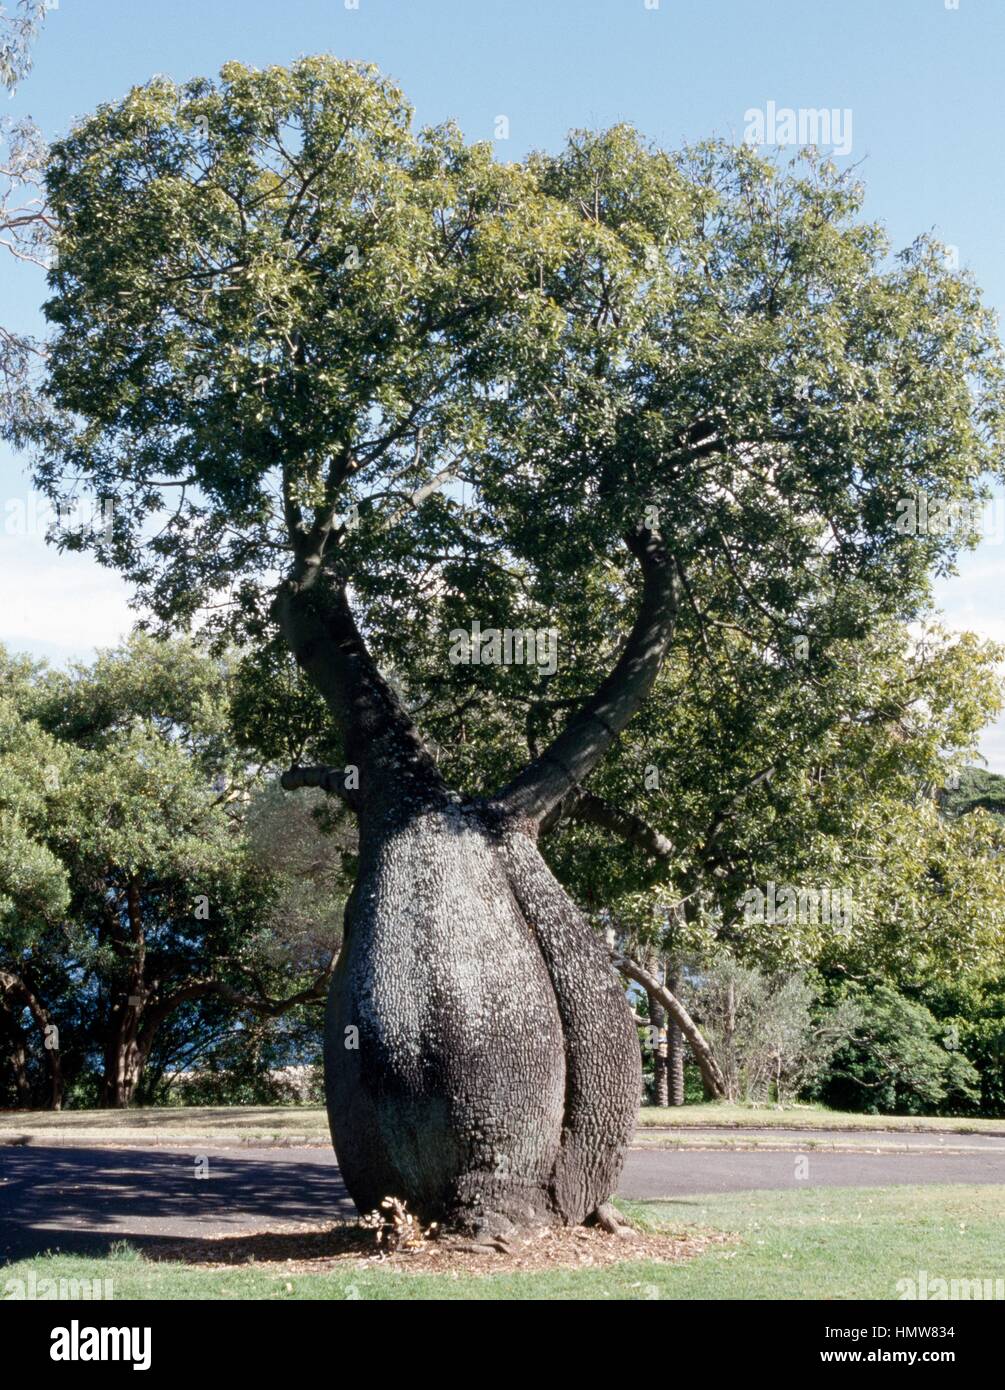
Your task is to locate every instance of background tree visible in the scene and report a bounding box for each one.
[0,637,345,1108]
[32,61,1005,1229]
[685,960,860,1105]
[820,984,980,1115]
[1,1,52,445]
[0,649,71,1107]
[0,0,47,92]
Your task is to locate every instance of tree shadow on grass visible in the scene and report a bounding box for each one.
[144,1223,378,1267]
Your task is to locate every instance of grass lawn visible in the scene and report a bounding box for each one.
[5,1186,1003,1300]
[631,1130,1001,1152]
[4,1100,1003,1148]
[635,1102,1005,1135]
[0,1104,332,1146]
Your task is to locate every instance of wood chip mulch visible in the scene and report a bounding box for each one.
[145,1220,734,1277]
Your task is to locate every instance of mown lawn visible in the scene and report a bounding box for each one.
[0,1104,331,1147]
[635,1102,1005,1134]
[5,1186,1003,1300]
[3,1100,1002,1148]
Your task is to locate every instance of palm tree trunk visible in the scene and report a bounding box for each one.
[667,967,686,1105]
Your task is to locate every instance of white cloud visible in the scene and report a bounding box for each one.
[0,532,138,662]
[933,556,1005,773]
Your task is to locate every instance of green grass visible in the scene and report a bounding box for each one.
[5,1186,1003,1300]
[631,1130,999,1152]
[0,1104,332,1146]
[635,1102,1005,1135]
[4,1100,1003,1149]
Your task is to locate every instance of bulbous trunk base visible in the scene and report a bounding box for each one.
[323,803,640,1233]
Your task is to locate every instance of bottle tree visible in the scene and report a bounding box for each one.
[33,59,1005,1233]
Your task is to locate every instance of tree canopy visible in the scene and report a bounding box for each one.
[0,0,51,445]
[37,59,1005,699]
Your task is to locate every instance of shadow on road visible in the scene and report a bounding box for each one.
[0,1143,356,1264]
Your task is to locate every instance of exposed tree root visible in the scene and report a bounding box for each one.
[592,1203,638,1239]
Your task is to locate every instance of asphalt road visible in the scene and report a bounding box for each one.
[2,1140,1003,1263]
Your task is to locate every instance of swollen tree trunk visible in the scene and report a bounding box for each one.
[276,525,675,1233]
[325,797,640,1234]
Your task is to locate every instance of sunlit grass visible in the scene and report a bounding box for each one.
[5,1185,1003,1301]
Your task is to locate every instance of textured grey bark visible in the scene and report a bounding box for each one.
[323,799,640,1233]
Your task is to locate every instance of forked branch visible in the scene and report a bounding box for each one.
[493,530,679,825]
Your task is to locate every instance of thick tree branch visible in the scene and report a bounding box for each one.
[543,787,677,864]
[0,968,53,1040]
[493,529,679,825]
[273,567,445,816]
[138,963,336,1044]
[281,764,361,812]
[610,952,727,1099]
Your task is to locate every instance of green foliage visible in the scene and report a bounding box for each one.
[37,58,577,641]
[568,633,1005,1001]
[922,975,1005,1117]
[0,691,69,935]
[229,638,337,769]
[940,765,1005,823]
[0,636,348,1108]
[0,0,47,93]
[1,4,51,444]
[35,63,1005,693]
[952,1005,1005,1117]
[820,984,981,1115]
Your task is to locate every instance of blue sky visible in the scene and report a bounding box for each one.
[3,0,1005,764]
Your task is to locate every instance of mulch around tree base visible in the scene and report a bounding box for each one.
[146,1220,734,1277]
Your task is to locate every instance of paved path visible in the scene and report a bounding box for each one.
[620,1145,1005,1197]
[1,1141,1003,1263]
